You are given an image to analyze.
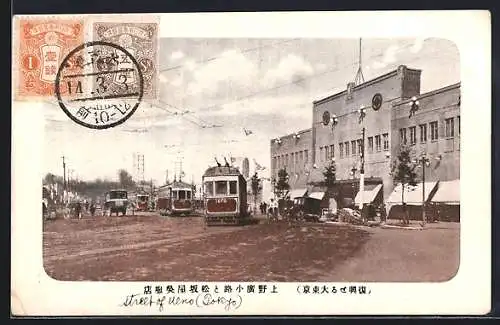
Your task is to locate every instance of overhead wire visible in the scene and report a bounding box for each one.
[159,38,300,73]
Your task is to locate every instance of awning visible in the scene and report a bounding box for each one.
[288,188,308,199]
[386,181,438,205]
[431,180,460,205]
[354,184,383,205]
[308,192,325,200]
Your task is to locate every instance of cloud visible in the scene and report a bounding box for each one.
[201,94,313,120]
[170,50,185,61]
[186,49,257,96]
[159,74,168,83]
[371,44,402,70]
[184,59,197,71]
[263,54,314,87]
[410,38,426,54]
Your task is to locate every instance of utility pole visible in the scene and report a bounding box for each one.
[165,170,169,185]
[62,156,66,191]
[359,127,366,221]
[419,155,430,227]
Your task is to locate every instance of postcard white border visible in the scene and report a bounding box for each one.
[11,10,491,315]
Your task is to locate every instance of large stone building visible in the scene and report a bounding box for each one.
[270,65,460,216]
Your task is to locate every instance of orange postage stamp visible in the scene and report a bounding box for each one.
[14,17,85,100]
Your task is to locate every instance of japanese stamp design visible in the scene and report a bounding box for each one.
[54,41,144,129]
[92,22,158,99]
[15,17,84,99]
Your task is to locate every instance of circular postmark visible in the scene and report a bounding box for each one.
[55,41,144,129]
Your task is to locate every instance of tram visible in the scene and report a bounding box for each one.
[156,180,195,216]
[202,165,249,226]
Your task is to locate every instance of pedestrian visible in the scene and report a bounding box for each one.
[42,201,47,219]
[263,201,268,216]
[89,201,96,217]
[75,202,82,219]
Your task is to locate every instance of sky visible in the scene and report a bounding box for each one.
[41,37,460,186]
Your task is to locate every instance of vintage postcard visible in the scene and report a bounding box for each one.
[11,11,491,316]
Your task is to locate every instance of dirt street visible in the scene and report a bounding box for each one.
[43,214,370,281]
[43,214,459,282]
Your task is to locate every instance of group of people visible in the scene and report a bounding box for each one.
[259,198,279,217]
[63,199,97,219]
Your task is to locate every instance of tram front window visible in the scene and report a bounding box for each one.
[187,191,192,199]
[229,181,237,195]
[179,190,186,199]
[215,181,228,195]
[204,181,214,196]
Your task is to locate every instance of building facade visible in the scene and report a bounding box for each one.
[269,65,460,211]
[270,128,313,189]
[391,83,460,183]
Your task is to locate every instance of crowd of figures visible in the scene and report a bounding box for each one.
[43,199,99,220]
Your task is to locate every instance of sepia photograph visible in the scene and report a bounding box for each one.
[11,11,490,316]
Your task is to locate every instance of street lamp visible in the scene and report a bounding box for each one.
[330,114,338,129]
[358,105,367,123]
[414,154,431,227]
[408,96,420,118]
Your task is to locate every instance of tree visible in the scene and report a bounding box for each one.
[118,169,135,189]
[323,161,337,189]
[390,145,418,225]
[275,168,290,199]
[250,172,262,215]
[43,173,56,185]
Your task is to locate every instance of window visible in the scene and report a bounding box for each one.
[368,137,374,153]
[357,139,363,156]
[351,140,356,156]
[179,190,186,199]
[215,181,228,195]
[383,133,389,151]
[330,145,335,158]
[172,191,178,200]
[339,143,344,158]
[229,181,237,195]
[345,141,350,156]
[375,135,381,152]
[187,191,192,199]
[285,154,289,166]
[325,146,329,161]
[419,124,427,143]
[305,150,308,163]
[445,118,455,138]
[295,152,299,166]
[409,126,416,145]
[457,116,460,135]
[319,147,323,161]
[110,191,127,199]
[430,121,438,141]
[299,151,303,164]
[399,128,407,145]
